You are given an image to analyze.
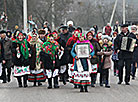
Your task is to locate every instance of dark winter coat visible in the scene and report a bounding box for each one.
[89,39,101,64]
[114,31,136,59]
[11,41,32,66]
[2,37,12,60]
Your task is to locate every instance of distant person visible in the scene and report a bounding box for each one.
[105,23,112,36]
[113,21,121,33]
[93,25,98,34]
[67,21,75,33]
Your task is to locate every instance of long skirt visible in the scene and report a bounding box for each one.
[28,69,46,82]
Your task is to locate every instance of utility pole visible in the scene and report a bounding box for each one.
[109,0,118,26]
[52,0,55,31]
[123,0,126,24]
[23,0,28,33]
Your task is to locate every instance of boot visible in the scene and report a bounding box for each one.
[80,86,84,92]
[17,77,22,87]
[74,85,78,88]
[63,74,66,85]
[33,81,36,86]
[54,76,59,88]
[84,86,88,92]
[7,68,11,82]
[91,82,95,87]
[38,82,42,86]
[48,78,52,89]
[23,75,28,88]
[105,80,110,88]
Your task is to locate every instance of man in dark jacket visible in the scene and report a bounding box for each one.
[59,26,72,84]
[0,30,13,83]
[114,24,136,85]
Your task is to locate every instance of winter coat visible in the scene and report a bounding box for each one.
[59,32,72,65]
[2,37,12,60]
[55,37,68,65]
[66,35,78,64]
[89,39,101,64]
[11,41,32,66]
[98,43,113,69]
[105,26,112,36]
[114,31,136,59]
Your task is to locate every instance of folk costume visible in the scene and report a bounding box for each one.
[71,33,95,92]
[28,33,46,86]
[11,33,31,87]
[40,34,60,89]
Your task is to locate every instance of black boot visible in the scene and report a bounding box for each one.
[63,74,66,85]
[17,77,22,87]
[23,75,28,88]
[80,86,84,92]
[74,85,78,88]
[48,78,52,89]
[33,81,36,86]
[84,86,88,92]
[38,82,42,86]
[54,76,59,88]
[105,80,110,88]
[7,68,11,82]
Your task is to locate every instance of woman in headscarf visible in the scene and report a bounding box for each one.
[40,34,61,89]
[28,33,46,86]
[11,32,32,88]
[71,33,95,92]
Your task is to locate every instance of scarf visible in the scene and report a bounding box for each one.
[13,39,29,59]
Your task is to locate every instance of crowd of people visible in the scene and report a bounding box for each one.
[0,20,138,92]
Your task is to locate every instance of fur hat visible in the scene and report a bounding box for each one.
[102,35,112,41]
[0,30,6,34]
[38,29,45,34]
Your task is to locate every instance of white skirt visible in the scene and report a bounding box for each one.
[14,65,30,77]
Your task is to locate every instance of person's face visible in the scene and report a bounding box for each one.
[63,29,68,34]
[131,28,137,33]
[32,36,37,41]
[53,33,58,39]
[39,34,45,39]
[49,36,54,42]
[0,33,6,39]
[44,24,48,28]
[98,34,102,39]
[88,34,93,40]
[69,24,72,27]
[79,36,85,41]
[113,33,117,37]
[121,27,128,33]
[18,35,24,41]
[7,32,11,38]
[91,31,95,34]
[103,38,108,44]
[136,34,138,39]
[116,21,119,24]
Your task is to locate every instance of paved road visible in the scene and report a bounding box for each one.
[0,69,138,102]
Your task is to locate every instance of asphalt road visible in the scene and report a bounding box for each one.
[0,69,138,102]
